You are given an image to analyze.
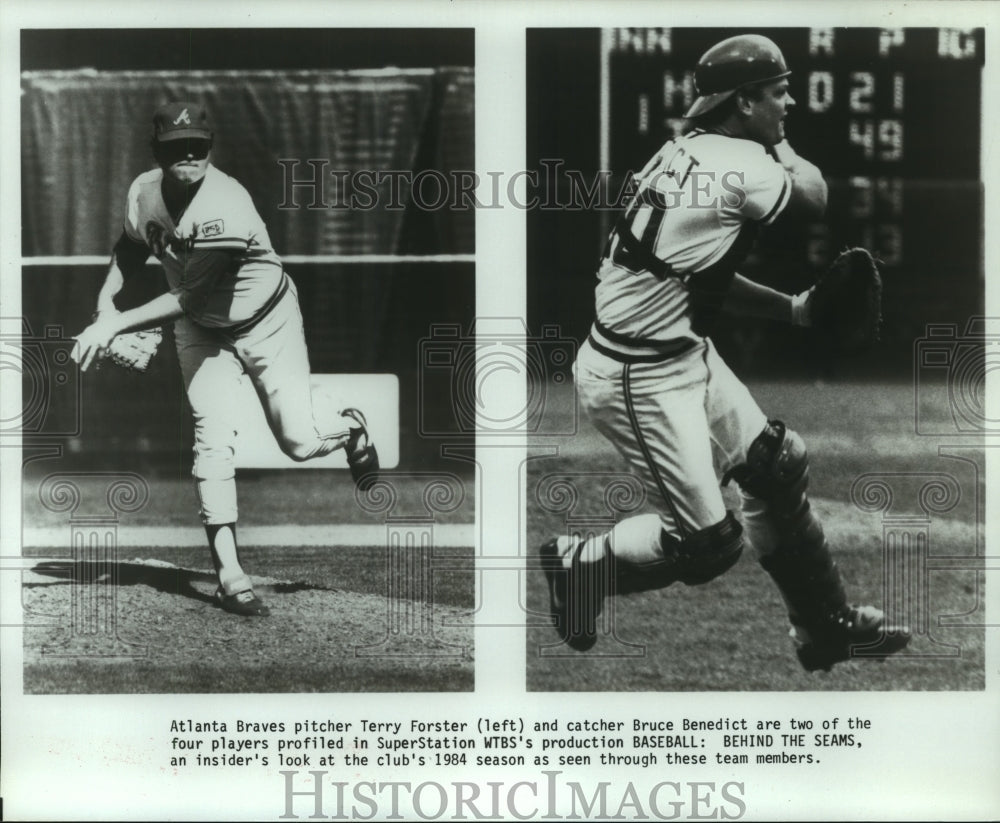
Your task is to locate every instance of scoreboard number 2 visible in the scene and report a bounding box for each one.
[808,72,904,115]
[604,27,981,278]
[848,72,875,113]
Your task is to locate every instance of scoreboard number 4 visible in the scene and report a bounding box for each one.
[604,27,981,277]
[849,119,903,162]
[807,70,906,161]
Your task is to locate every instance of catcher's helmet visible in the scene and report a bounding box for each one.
[685,34,790,119]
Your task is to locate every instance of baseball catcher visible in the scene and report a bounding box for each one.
[72,102,379,617]
[541,35,910,671]
[794,246,883,354]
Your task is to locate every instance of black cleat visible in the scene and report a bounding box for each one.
[793,605,911,672]
[342,408,379,489]
[215,587,271,617]
[540,537,604,652]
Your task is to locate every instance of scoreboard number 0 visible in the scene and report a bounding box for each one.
[604,27,981,279]
[808,72,904,115]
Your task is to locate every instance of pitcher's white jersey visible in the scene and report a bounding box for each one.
[121,161,354,526]
[123,164,284,328]
[595,129,792,347]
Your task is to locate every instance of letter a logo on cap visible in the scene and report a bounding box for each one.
[153,101,211,141]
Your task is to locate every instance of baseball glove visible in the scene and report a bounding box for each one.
[104,328,163,372]
[805,247,882,354]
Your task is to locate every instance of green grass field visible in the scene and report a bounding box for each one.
[526,380,987,691]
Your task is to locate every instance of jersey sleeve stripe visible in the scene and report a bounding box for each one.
[760,171,792,225]
[189,237,251,250]
[191,236,249,244]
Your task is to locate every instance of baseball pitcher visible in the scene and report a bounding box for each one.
[72,102,379,617]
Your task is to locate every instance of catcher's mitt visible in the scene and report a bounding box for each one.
[103,328,163,372]
[807,247,882,354]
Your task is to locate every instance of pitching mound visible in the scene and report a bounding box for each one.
[22,556,474,693]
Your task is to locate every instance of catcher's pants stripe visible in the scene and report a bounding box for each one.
[622,361,689,539]
[575,337,767,539]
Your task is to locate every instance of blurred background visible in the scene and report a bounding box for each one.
[527,27,984,380]
[20,29,474,471]
[524,29,988,690]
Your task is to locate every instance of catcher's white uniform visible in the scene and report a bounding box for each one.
[576,128,791,539]
[546,37,910,670]
[123,164,355,524]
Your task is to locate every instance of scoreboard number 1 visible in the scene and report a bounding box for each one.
[807,72,904,114]
[809,70,906,161]
[604,27,981,277]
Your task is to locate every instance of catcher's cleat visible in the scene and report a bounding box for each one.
[540,537,605,652]
[791,605,911,672]
[540,538,569,621]
[342,408,379,489]
[215,587,271,617]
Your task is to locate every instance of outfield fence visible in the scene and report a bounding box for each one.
[16,256,473,470]
[18,68,475,470]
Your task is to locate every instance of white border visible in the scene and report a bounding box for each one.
[2,2,999,821]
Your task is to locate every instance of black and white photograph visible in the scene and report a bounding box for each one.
[525,27,987,692]
[1,2,998,822]
[12,26,476,695]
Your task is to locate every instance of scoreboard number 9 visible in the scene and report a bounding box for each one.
[809,70,906,161]
[605,27,981,275]
[849,119,904,162]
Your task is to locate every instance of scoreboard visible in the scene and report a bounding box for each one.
[602,28,983,284]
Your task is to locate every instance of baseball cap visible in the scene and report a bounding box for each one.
[685,35,791,119]
[152,101,212,142]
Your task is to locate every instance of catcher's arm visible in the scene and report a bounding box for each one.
[771,140,828,219]
[721,272,798,323]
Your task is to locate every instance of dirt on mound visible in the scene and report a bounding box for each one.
[22,558,474,693]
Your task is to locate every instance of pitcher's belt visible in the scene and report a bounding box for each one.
[223,272,290,337]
